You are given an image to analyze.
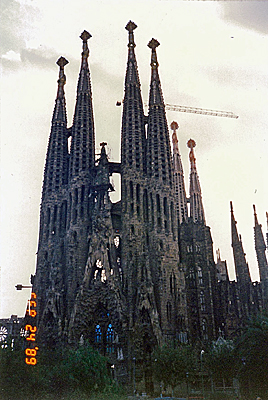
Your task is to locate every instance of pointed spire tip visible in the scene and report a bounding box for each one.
[171,121,179,132]
[188,139,196,169]
[56,57,68,98]
[125,21,137,32]
[80,30,92,41]
[171,122,179,145]
[148,38,160,49]
[56,56,69,68]
[187,138,196,149]
[126,21,137,48]
[80,30,91,64]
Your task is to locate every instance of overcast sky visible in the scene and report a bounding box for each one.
[1,0,267,318]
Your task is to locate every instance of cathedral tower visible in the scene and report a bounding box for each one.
[120,21,149,338]
[230,202,252,319]
[179,140,217,343]
[188,139,205,224]
[120,25,187,389]
[253,205,268,309]
[65,31,96,316]
[145,38,186,343]
[34,57,69,345]
[171,122,188,225]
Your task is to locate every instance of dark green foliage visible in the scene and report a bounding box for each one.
[205,338,237,385]
[152,344,197,391]
[235,313,268,399]
[0,342,116,400]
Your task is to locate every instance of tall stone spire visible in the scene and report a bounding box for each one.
[34,57,69,342]
[42,57,69,200]
[230,201,251,287]
[69,30,95,180]
[65,31,96,317]
[188,139,205,223]
[253,205,268,282]
[147,39,173,187]
[171,122,188,224]
[121,21,146,174]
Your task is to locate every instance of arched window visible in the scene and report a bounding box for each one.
[106,323,115,353]
[201,318,208,341]
[197,266,203,285]
[170,273,176,295]
[167,302,172,323]
[95,324,102,343]
[188,267,196,287]
[163,197,169,233]
[143,189,149,222]
[156,194,161,229]
[200,291,205,312]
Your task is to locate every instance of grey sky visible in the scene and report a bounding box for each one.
[221,1,268,35]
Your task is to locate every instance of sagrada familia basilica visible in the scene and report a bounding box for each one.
[29,21,268,385]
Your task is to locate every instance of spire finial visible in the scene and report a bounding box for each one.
[266,211,268,230]
[100,141,107,149]
[80,30,92,62]
[100,141,107,156]
[56,56,69,98]
[171,121,179,133]
[148,38,160,69]
[230,201,233,213]
[216,248,221,262]
[187,138,196,168]
[125,21,137,48]
[171,121,179,146]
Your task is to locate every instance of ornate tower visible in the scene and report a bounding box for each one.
[120,21,149,335]
[34,57,69,345]
[188,139,205,224]
[179,139,217,343]
[231,202,251,286]
[171,122,188,225]
[120,24,187,392]
[230,202,252,318]
[145,38,186,344]
[65,31,96,316]
[253,205,268,309]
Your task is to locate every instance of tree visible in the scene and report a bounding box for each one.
[205,337,237,388]
[152,344,197,394]
[0,341,114,399]
[234,312,268,399]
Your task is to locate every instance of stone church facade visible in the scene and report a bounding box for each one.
[31,21,268,386]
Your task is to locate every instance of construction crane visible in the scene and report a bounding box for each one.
[116,101,239,119]
[146,103,239,119]
[164,104,239,119]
